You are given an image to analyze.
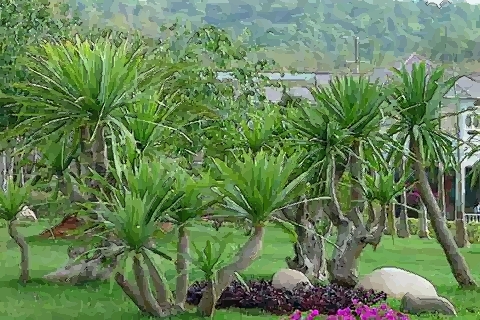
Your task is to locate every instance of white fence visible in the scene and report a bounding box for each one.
[465,213,480,223]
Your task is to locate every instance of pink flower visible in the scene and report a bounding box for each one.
[289,301,410,320]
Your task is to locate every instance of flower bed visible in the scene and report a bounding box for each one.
[187,280,387,316]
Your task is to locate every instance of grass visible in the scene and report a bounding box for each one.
[1,221,480,319]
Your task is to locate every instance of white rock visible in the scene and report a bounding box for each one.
[16,206,37,221]
[400,292,457,316]
[272,268,312,291]
[356,267,437,299]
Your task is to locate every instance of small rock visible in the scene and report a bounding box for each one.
[400,292,457,316]
[272,268,312,291]
[16,206,37,221]
[356,267,437,299]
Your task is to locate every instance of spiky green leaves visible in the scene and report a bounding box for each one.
[388,62,459,167]
[212,151,308,225]
[0,177,36,222]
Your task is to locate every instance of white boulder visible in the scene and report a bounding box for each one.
[356,267,437,299]
[272,268,312,291]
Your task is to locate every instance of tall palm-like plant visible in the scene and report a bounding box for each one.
[389,62,477,288]
[197,150,309,315]
[93,153,216,317]
[7,34,185,201]
[0,176,36,285]
[309,76,389,216]
[167,171,218,310]
[288,76,391,286]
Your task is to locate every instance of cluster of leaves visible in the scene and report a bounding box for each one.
[186,280,387,316]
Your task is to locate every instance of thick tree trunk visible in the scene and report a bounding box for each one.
[175,225,189,309]
[384,203,396,235]
[197,226,265,315]
[284,200,329,281]
[324,164,386,288]
[327,204,387,288]
[397,191,410,238]
[418,199,430,239]
[91,125,107,177]
[197,279,217,317]
[80,124,108,220]
[115,253,182,317]
[43,237,122,284]
[8,220,29,284]
[411,140,477,288]
[455,219,469,248]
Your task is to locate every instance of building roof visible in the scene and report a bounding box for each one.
[264,87,314,102]
[368,53,480,99]
[369,53,434,82]
[220,53,480,101]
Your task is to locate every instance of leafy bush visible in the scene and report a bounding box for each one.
[290,300,409,319]
[406,218,480,243]
[187,280,387,315]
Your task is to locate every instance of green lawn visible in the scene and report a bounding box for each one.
[1,221,480,319]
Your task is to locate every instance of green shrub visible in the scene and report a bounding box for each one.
[406,218,480,244]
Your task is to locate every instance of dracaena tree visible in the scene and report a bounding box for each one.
[310,75,390,215]
[389,62,477,288]
[92,154,219,317]
[0,176,37,285]
[8,33,185,205]
[287,76,392,287]
[196,150,309,316]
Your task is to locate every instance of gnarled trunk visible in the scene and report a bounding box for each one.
[115,252,181,317]
[8,220,29,284]
[411,139,477,288]
[43,237,122,284]
[283,200,329,281]
[197,225,265,316]
[327,204,387,288]
[325,164,386,288]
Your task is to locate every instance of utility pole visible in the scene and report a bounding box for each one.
[345,36,368,73]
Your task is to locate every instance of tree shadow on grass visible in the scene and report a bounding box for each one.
[24,235,90,247]
[1,277,110,291]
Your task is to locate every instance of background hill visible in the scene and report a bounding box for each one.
[66,0,480,71]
